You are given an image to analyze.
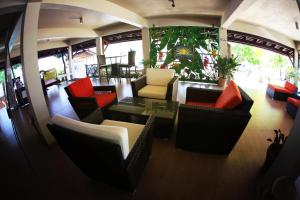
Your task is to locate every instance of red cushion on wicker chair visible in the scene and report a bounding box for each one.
[215,80,242,109]
[93,92,117,108]
[68,77,94,97]
[287,97,300,108]
[186,101,215,108]
[284,82,297,93]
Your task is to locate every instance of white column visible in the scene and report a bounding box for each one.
[219,28,229,58]
[295,42,300,69]
[21,2,54,144]
[96,37,104,55]
[142,28,150,69]
[68,45,73,79]
[294,49,299,69]
[96,37,104,80]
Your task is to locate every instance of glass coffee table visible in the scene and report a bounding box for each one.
[108,97,179,138]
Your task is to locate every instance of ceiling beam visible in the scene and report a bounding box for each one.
[96,23,138,37]
[38,27,98,40]
[42,0,149,28]
[221,0,258,28]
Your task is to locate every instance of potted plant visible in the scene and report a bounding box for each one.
[214,56,240,87]
[261,129,287,173]
[286,66,299,87]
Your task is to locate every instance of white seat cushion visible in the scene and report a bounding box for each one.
[146,68,175,86]
[138,85,167,99]
[51,115,129,159]
[101,120,144,152]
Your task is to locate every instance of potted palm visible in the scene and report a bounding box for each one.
[215,56,240,87]
[286,66,299,87]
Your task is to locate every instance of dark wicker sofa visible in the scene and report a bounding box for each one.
[176,86,254,154]
[47,109,155,192]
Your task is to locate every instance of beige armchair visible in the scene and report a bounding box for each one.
[131,68,178,101]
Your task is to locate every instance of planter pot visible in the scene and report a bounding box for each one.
[261,143,283,173]
[218,77,227,87]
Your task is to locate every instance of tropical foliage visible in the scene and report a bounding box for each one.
[149,26,219,82]
[231,44,261,65]
[231,43,294,84]
[285,66,299,86]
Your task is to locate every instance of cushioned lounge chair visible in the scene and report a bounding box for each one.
[266,81,298,101]
[131,68,178,101]
[286,96,300,118]
[47,109,155,192]
[176,81,254,154]
[65,77,117,119]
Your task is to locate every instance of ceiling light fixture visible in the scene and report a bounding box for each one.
[168,0,175,8]
[80,17,83,24]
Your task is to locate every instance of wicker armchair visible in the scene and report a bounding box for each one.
[131,68,178,101]
[47,109,155,192]
[64,77,117,119]
[286,95,300,118]
[266,81,298,101]
[176,85,253,154]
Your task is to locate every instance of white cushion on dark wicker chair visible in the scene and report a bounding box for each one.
[101,120,144,151]
[146,68,175,86]
[138,85,167,99]
[51,114,130,159]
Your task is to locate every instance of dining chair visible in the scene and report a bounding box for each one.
[119,51,137,79]
[97,55,109,83]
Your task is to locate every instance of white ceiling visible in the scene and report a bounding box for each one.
[2,0,300,52]
[39,6,119,29]
[237,0,300,41]
[107,0,229,17]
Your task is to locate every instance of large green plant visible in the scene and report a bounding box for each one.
[149,26,219,82]
[215,56,240,78]
[286,66,299,86]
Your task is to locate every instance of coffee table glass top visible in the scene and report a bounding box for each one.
[109,97,178,119]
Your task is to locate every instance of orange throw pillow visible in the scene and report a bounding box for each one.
[215,80,242,109]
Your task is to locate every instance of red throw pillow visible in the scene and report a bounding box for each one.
[68,77,94,97]
[215,80,242,109]
[284,82,297,93]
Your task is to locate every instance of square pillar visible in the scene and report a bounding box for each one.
[142,28,150,69]
[219,28,229,58]
[96,37,104,55]
[68,45,73,80]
